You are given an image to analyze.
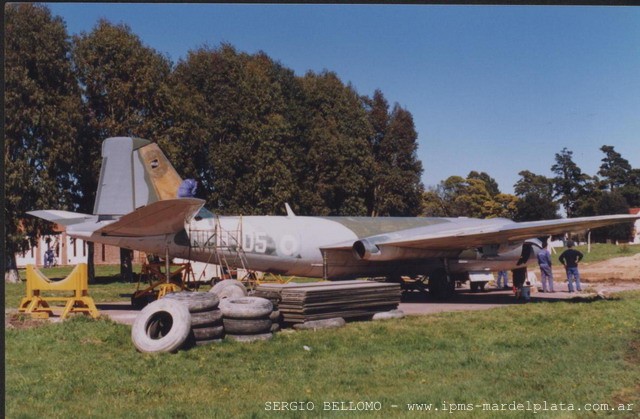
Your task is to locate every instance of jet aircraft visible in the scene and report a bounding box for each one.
[29,137,640,298]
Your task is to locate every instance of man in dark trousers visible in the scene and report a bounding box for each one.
[559,241,584,293]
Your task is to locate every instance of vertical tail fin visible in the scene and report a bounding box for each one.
[93,137,183,217]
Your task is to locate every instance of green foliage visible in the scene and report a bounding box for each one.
[598,145,632,191]
[4,4,83,257]
[513,170,559,221]
[425,175,518,219]
[365,91,424,216]
[71,19,173,212]
[551,147,594,218]
[591,191,633,242]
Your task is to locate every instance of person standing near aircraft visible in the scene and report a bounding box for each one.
[559,241,583,293]
[496,270,509,289]
[536,245,554,293]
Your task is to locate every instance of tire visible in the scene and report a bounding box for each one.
[190,309,223,327]
[293,318,346,330]
[192,325,225,340]
[163,292,219,312]
[220,297,273,319]
[269,309,281,322]
[429,269,455,300]
[209,280,247,300]
[131,299,191,353]
[226,333,273,343]
[223,318,272,335]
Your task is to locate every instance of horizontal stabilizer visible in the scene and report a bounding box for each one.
[95,198,204,237]
[27,210,95,227]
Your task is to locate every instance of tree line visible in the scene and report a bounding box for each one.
[5,5,638,280]
[5,4,424,275]
[423,146,639,242]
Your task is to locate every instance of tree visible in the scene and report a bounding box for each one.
[5,4,83,281]
[421,188,449,217]
[298,71,374,215]
[598,145,632,191]
[591,191,633,243]
[364,92,424,216]
[468,171,500,197]
[72,19,173,279]
[170,45,303,215]
[551,148,592,218]
[513,170,559,221]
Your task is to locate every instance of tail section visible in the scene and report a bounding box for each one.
[93,137,183,217]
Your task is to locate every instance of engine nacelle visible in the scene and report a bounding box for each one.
[352,239,380,260]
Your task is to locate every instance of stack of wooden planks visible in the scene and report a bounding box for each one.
[253,280,401,323]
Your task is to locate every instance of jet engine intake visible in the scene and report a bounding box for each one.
[353,239,380,260]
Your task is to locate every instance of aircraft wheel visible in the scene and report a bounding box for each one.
[209,279,247,300]
[131,299,191,353]
[428,269,455,300]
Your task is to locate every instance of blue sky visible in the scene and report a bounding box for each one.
[46,4,640,194]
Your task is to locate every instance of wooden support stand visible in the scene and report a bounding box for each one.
[19,264,99,320]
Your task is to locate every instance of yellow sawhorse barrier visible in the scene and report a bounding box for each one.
[19,263,99,320]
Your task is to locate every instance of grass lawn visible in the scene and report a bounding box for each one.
[551,243,640,265]
[6,291,640,418]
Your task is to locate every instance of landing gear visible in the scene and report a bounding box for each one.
[470,281,488,292]
[428,268,455,300]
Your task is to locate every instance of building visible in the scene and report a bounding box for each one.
[631,208,640,244]
[15,223,143,268]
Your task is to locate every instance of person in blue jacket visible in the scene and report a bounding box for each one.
[559,241,584,293]
[536,246,554,293]
[177,179,197,198]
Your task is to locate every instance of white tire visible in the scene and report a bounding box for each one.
[190,309,223,327]
[223,318,272,335]
[163,292,219,312]
[209,280,247,300]
[131,299,191,353]
[192,325,225,340]
[220,297,273,319]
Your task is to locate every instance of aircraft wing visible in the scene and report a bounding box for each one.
[376,214,640,251]
[95,198,204,237]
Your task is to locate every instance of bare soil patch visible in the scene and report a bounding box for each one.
[558,252,640,282]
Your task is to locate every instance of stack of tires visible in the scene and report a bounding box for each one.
[164,292,223,346]
[220,297,275,342]
[131,292,223,353]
